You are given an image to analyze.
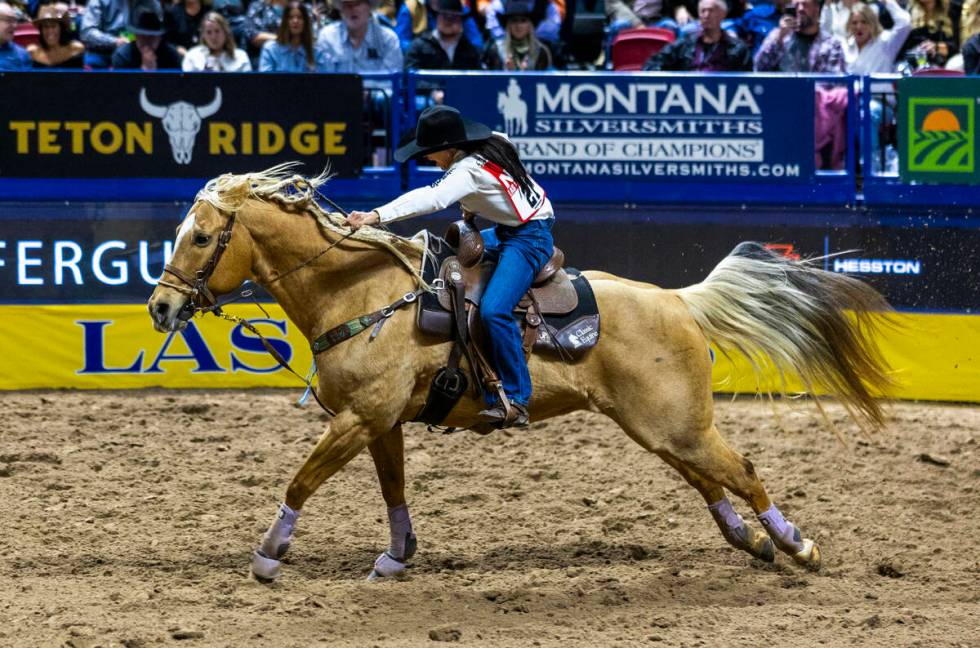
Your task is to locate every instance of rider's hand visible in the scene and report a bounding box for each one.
[778,15,797,38]
[347,210,380,231]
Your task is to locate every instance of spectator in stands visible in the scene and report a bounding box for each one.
[396,0,483,52]
[754,0,844,71]
[244,0,288,59]
[606,0,698,36]
[259,0,328,69]
[164,0,205,56]
[735,0,785,53]
[959,0,979,46]
[182,10,251,69]
[843,0,910,73]
[212,0,248,48]
[82,0,159,67]
[112,4,183,68]
[482,0,553,69]
[900,0,957,67]
[318,0,402,71]
[643,0,752,70]
[404,0,481,68]
[28,4,85,67]
[755,0,845,171]
[676,0,745,36]
[0,1,31,69]
[962,28,980,70]
[820,0,862,40]
[483,0,562,43]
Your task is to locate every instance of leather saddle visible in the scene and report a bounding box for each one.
[418,220,599,362]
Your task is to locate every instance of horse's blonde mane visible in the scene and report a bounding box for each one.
[195,163,424,279]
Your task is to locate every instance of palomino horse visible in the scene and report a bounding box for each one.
[147,167,892,582]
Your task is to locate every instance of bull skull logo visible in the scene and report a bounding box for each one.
[139,87,222,165]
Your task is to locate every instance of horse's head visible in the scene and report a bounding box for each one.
[147,200,253,332]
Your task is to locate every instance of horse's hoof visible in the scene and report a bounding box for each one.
[367,552,408,582]
[252,550,282,582]
[792,539,821,571]
[749,532,776,563]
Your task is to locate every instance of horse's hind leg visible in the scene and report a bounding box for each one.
[251,410,376,582]
[656,451,775,563]
[673,424,822,570]
[366,424,417,581]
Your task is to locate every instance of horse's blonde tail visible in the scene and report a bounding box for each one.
[674,242,896,431]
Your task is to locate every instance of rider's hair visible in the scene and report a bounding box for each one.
[458,134,536,202]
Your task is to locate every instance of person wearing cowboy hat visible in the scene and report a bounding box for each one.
[28,4,85,67]
[111,3,183,69]
[396,0,482,53]
[481,0,553,69]
[347,105,556,429]
[317,0,402,72]
[404,0,481,69]
[483,0,561,43]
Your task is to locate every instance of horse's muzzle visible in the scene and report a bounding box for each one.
[148,293,190,333]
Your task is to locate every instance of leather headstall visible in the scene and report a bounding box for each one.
[158,212,237,321]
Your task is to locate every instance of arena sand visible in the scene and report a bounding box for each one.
[0,391,977,648]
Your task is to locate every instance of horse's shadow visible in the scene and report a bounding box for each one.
[283,538,729,582]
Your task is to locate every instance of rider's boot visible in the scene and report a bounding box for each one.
[477,401,529,428]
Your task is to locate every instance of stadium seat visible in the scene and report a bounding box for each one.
[611,27,676,71]
[14,23,40,48]
[912,67,965,76]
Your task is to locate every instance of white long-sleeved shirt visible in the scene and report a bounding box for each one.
[843,0,912,74]
[376,154,554,227]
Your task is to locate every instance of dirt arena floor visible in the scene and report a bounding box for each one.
[0,391,977,648]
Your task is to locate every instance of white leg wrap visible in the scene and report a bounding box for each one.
[757,503,805,554]
[252,503,300,581]
[386,504,416,561]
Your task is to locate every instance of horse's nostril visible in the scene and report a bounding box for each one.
[155,302,170,316]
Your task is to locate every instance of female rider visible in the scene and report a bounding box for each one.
[347,104,554,429]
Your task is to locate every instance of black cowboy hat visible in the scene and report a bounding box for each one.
[394,105,492,163]
[428,0,467,16]
[496,0,541,26]
[127,4,166,36]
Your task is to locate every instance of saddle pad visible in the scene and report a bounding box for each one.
[531,271,600,360]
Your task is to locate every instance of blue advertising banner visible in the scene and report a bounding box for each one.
[438,73,816,184]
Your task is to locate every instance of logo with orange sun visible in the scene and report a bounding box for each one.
[908,98,974,173]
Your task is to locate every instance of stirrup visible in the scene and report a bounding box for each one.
[477,401,529,428]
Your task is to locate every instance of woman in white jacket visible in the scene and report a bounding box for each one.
[843,0,911,74]
[843,0,910,175]
[182,12,253,72]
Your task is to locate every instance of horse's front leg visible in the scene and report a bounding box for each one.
[366,424,417,581]
[251,410,376,582]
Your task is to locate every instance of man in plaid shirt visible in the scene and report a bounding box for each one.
[753,0,844,71]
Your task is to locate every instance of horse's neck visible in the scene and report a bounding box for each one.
[242,202,418,341]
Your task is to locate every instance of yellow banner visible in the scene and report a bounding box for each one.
[0,304,313,390]
[0,305,977,402]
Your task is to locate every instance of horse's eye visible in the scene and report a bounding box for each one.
[194,233,211,247]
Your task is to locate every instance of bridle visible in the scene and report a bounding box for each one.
[157,212,238,322]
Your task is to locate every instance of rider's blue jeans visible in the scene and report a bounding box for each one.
[479,218,555,407]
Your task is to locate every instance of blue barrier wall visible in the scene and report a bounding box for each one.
[3,71,980,208]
